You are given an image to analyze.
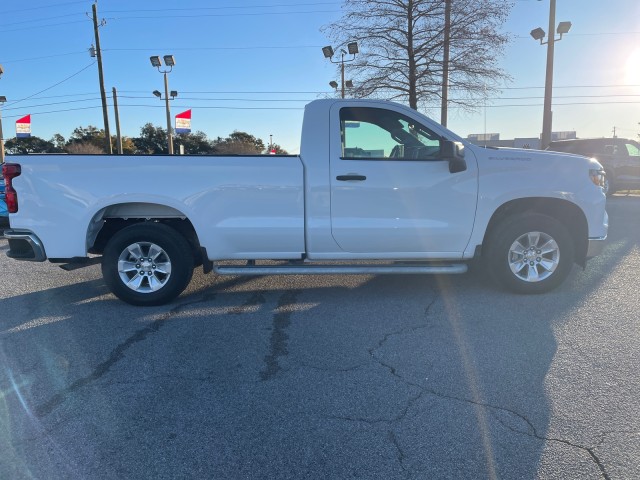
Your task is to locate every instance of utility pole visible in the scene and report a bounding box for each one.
[92,2,112,154]
[612,126,617,138]
[112,87,123,154]
[440,0,452,127]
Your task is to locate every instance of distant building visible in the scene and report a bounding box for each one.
[467,133,500,143]
[466,131,576,150]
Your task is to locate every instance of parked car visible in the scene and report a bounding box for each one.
[547,138,640,195]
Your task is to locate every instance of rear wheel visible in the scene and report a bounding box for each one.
[102,223,194,306]
[486,213,574,294]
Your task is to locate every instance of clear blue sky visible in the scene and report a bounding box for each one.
[1,0,639,153]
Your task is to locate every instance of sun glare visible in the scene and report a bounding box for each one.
[624,48,640,84]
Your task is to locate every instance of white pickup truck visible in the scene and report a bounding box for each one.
[2,99,608,305]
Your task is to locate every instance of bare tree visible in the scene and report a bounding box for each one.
[323,0,513,111]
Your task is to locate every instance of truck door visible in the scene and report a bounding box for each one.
[328,105,478,256]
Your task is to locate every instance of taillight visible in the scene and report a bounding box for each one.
[2,163,21,213]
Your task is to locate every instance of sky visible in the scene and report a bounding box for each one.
[0,0,639,154]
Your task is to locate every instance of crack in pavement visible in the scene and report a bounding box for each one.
[388,429,408,473]
[260,290,299,381]
[358,294,613,479]
[34,276,253,418]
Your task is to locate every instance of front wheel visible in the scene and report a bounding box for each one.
[102,223,194,306]
[485,213,575,294]
[603,170,616,197]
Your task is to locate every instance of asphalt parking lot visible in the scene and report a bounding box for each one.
[1,195,638,479]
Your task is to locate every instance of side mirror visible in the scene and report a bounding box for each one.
[441,140,467,173]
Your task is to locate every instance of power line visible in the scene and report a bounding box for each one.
[101,2,341,14]
[0,12,84,28]
[7,92,640,115]
[6,98,640,120]
[4,62,96,108]
[0,0,85,15]
[104,45,323,52]
[2,97,103,112]
[104,9,341,21]
[2,104,305,119]
[514,31,640,39]
[499,84,640,90]
[0,51,88,64]
[0,20,88,33]
[0,2,340,29]
[3,105,104,119]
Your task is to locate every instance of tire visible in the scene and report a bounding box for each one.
[604,170,616,196]
[102,223,194,306]
[485,213,575,294]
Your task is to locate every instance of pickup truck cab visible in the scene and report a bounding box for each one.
[2,99,608,305]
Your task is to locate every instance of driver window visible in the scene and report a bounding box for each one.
[340,107,442,160]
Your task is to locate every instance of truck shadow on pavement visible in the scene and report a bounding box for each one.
[0,196,636,479]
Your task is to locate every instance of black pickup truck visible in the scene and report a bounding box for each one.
[547,138,640,196]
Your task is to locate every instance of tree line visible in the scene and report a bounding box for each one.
[4,124,289,155]
[6,1,512,156]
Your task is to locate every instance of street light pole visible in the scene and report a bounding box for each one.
[541,0,557,150]
[163,71,173,155]
[530,1,571,150]
[340,52,345,99]
[322,42,358,99]
[150,55,176,154]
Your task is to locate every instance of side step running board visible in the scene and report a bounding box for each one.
[212,263,468,276]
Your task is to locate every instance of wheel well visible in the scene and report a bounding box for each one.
[482,198,588,266]
[87,203,202,263]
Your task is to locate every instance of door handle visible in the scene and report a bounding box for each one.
[336,175,367,181]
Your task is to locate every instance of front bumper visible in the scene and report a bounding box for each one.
[3,230,47,262]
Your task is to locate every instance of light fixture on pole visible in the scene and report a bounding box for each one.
[530,0,571,149]
[0,64,5,164]
[150,55,177,154]
[322,42,358,98]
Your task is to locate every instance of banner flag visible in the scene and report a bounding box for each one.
[16,114,31,138]
[175,109,191,134]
